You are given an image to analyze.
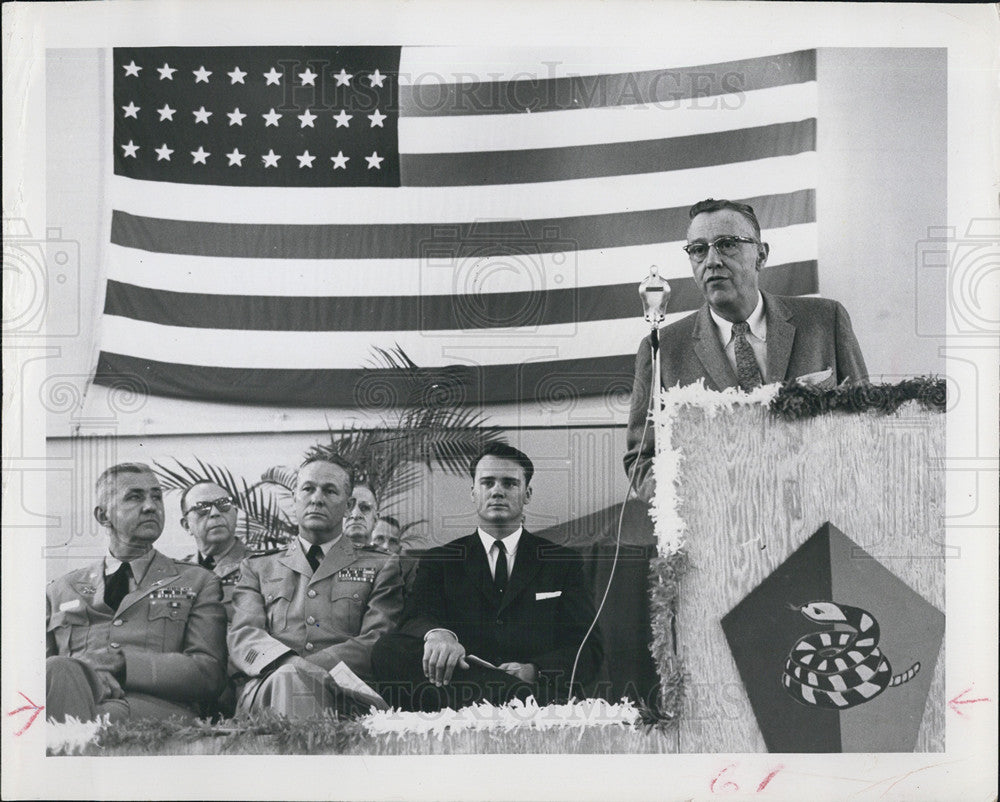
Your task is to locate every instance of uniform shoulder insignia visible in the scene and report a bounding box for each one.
[359,544,389,554]
[248,547,285,558]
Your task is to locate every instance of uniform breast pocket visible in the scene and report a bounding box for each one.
[264,588,293,632]
[330,587,366,635]
[47,609,89,655]
[147,599,193,650]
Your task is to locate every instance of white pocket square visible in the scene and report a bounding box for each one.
[795,367,834,387]
[535,591,561,600]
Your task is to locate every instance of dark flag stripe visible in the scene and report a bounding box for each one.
[400,119,816,187]
[93,352,638,407]
[399,50,816,118]
[102,261,819,331]
[110,189,815,259]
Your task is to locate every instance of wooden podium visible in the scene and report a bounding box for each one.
[651,392,945,753]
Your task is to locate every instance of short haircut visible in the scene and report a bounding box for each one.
[469,442,534,486]
[96,462,155,508]
[298,453,355,487]
[180,480,231,514]
[351,482,379,505]
[688,198,762,240]
[376,514,401,530]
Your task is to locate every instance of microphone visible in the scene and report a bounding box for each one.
[639,265,671,328]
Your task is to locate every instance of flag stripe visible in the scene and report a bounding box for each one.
[104,223,819,296]
[102,261,820,331]
[93,352,637,407]
[398,83,817,154]
[399,50,816,117]
[400,119,816,187]
[110,188,815,259]
[109,152,816,225]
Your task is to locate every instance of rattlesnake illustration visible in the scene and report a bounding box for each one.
[782,601,920,709]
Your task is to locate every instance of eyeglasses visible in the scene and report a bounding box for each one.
[186,497,235,518]
[683,235,758,262]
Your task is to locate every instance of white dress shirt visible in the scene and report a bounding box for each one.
[478,526,523,579]
[710,291,768,378]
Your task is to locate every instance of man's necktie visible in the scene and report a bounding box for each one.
[306,544,324,573]
[104,562,132,611]
[732,320,763,392]
[493,541,508,595]
[198,553,216,571]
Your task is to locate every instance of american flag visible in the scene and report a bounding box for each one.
[96,46,818,407]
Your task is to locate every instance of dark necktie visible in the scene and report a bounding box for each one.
[732,321,763,392]
[306,544,324,573]
[493,541,508,595]
[198,553,216,570]
[104,562,132,611]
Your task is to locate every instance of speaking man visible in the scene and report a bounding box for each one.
[372,443,602,711]
[228,455,403,719]
[179,480,248,621]
[46,463,227,722]
[624,198,868,499]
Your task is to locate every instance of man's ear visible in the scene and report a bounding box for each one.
[524,485,533,505]
[94,506,110,528]
[180,516,190,531]
[756,241,770,270]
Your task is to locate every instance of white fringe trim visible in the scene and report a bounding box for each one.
[46,714,109,755]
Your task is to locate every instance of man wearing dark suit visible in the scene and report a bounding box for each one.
[372,444,602,711]
[46,463,227,723]
[625,198,868,500]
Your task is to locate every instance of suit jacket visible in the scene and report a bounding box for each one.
[399,531,602,690]
[624,293,868,485]
[229,535,403,683]
[181,538,249,623]
[45,549,227,705]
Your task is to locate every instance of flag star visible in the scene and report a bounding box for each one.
[227,108,247,126]
[228,66,247,84]
[332,109,352,128]
[262,149,281,168]
[122,60,142,77]
[297,109,317,128]
[157,104,176,121]
[368,109,387,128]
[333,68,353,86]
[157,63,177,80]
[192,106,213,124]
[191,147,210,164]
[297,150,316,168]
[121,140,140,158]
[330,151,350,170]
[262,108,282,127]
[298,68,318,86]
[155,143,174,161]
[263,67,282,86]
[226,148,246,166]
[365,150,384,170]
[369,69,386,87]
[122,101,140,119]
[193,65,212,83]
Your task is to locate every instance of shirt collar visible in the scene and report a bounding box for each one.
[105,547,157,583]
[478,527,523,556]
[201,538,237,563]
[709,292,766,344]
[298,534,339,557]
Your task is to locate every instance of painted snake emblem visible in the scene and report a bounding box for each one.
[782,601,920,709]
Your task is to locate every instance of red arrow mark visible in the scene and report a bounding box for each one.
[948,686,989,717]
[8,692,44,736]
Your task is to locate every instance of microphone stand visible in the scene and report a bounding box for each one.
[639,266,671,477]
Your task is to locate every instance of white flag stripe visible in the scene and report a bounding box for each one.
[398,46,810,84]
[400,84,817,154]
[110,152,817,226]
[100,314,677,369]
[106,224,817,297]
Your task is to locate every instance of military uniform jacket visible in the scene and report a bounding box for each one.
[46,549,228,704]
[181,539,249,622]
[229,536,403,682]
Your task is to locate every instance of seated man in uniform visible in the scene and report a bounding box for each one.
[343,482,379,548]
[228,455,404,719]
[372,443,602,711]
[372,515,420,597]
[179,480,248,620]
[46,462,227,723]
